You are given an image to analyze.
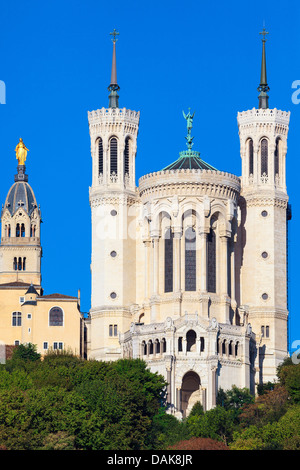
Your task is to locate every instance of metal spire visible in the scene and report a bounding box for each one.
[108,29,120,108]
[257,27,270,109]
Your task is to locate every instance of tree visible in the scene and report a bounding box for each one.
[187,406,236,445]
[238,386,289,428]
[8,343,40,363]
[277,362,300,403]
[216,385,254,413]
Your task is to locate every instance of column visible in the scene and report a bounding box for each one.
[143,240,151,299]
[211,366,217,407]
[152,237,159,295]
[167,367,172,405]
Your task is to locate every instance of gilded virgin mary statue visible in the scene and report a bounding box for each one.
[15,138,29,166]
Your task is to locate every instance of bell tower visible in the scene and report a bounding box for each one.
[0,139,42,286]
[88,31,140,361]
[237,29,290,384]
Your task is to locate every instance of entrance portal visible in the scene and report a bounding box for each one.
[181,371,201,417]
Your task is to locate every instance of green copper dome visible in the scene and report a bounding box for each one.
[162,151,217,171]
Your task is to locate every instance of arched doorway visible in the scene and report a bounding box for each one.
[181,371,201,417]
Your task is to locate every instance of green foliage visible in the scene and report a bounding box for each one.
[187,405,236,444]
[188,401,204,417]
[1,347,300,451]
[277,361,300,403]
[10,343,41,363]
[0,351,167,450]
[230,404,300,450]
[149,408,190,449]
[216,385,254,412]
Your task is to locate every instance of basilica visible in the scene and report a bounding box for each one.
[0,29,292,418]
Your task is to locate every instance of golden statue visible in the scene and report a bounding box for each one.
[15,138,29,166]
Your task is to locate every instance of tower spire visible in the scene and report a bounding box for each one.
[257,27,270,109]
[108,29,120,108]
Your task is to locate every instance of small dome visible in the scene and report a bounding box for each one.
[162,151,217,171]
[4,180,37,216]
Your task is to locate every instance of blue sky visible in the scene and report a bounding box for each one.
[0,0,299,353]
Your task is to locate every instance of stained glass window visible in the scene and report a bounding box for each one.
[261,138,268,176]
[164,228,173,293]
[185,227,196,291]
[124,138,130,177]
[274,138,280,177]
[207,228,216,293]
[98,138,103,175]
[49,307,63,326]
[110,137,118,175]
[249,139,254,175]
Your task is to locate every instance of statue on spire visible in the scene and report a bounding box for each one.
[183,108,195,151]
[15,138,29,166]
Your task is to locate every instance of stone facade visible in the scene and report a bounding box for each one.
[85,88,291,417]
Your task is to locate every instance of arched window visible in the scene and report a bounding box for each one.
[98,137,103,176]
[13,257,17,271]
[178,336,183,352]
[207,228,216,293]
[155,339,160,354]
[200,337,205,352]
[161,338,167,353]
[23,257,26,271]
[16,223,20,237]
[186,330,196,352]
[110,137,118,175]
[164,228,173,293]
[274,138,280,178]
[49,306,64,326]
[185,227,196,291]
[12,311,22,326]
[261,138,268,176]
[18,257,22,271]
[248,139,254,176]
[21,223,25,237]
[124,137,130,177]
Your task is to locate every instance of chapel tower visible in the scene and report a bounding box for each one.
[237,29,290,383]
[88,31,140,361]
[0,139,42,286]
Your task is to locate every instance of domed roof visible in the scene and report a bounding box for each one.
[162,150,217,171]
[3,166,38,216]
[5,181,37,216]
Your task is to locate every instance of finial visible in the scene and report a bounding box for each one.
[110,29,119,43]
[108,29,120,108]
[257,26,270,109]
[182,108,195,152]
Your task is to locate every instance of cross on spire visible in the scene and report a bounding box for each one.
[258,26,270,109]
[259,27,269,43]
[110,29,119,43]
[108,29,120,108]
